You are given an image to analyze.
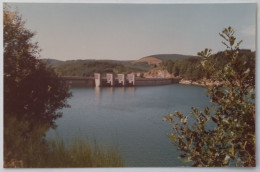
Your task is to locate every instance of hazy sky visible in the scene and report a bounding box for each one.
[8,3,256,61]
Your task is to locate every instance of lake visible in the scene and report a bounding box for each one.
[46,84,211,167]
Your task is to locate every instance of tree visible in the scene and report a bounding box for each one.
[172,64,180,76]
[170,58,204,80]
[4,7,71,164]
[163,27,255,167]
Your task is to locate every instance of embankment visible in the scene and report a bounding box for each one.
[179,78,221,87]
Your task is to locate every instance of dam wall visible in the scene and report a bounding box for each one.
[61,74,181,87]
[135,78,172,86]
[62,76,95,87]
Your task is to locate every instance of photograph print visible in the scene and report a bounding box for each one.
[3,2,256,167]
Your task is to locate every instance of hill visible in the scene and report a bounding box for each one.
[134,57,162,66]
[134,54,198,65]
[41,53,198,77]
[159,49,255,81]
[151,54,198,61]
[41,59,153,77]
[41,59,64,67]
[40,49,254,78]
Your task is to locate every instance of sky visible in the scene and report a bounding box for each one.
[7,3,256,61]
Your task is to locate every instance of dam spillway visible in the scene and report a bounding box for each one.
[61,73,181,87]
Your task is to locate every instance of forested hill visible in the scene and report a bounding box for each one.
[149,54,198,61]
[41,59,154,77]
[41,59,64,67]
[41,53,197,77]
[41,50,254,78]
[160,49,255,81]
[134,54,198,65]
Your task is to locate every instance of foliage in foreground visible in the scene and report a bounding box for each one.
[164,27,255,167]
[3,7,123,168]
[4,136,123,168]
[3,6,71,128]
[3,6,71,165]
[45,138,123,167]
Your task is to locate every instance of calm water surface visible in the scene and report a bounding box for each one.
[46,84,211,167]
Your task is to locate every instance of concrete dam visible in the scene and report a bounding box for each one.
[61,73,181,87]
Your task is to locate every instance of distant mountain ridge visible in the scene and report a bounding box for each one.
[134,54,198,65]
[40,50,254,78]
[40,58,153,77]
[148,54,198,61]
[42,53,197,67]
[40,53,199,76]
[134,56,162,65]
[41,59,64,67]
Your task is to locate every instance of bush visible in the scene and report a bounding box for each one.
[4,6,71,164]
[164,27,255,167]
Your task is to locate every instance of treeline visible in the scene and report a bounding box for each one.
[54,60,152,77]
[160,49,255,81]
[55,50,255,79]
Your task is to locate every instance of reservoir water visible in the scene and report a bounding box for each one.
[46,84,211,167]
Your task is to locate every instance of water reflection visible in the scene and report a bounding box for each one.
[94,87,101,103]
[118,87,125,95]
[126,87,136,93]
[106,87,115,94]
[117,87,136,95]
[94,87,136,102]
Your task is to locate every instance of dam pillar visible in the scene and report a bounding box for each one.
[106,73,115,86]
[127,73,136,86]
[94,73,101,87]
[117,74,126,86]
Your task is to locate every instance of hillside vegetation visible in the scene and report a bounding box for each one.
[42,50,254,79]
[149,54,198,61]
[41,59,64,67]
[134,56,162,65]
[160,49,255,81]
[134,54,197,66]
[42,54,197,77]
[42,60,153,77]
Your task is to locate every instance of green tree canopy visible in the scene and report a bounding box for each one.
[4,7,71,163]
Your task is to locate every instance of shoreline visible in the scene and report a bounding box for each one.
[179,78,221,87]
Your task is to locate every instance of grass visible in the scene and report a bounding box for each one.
[44,138,124,167]
[4,137,124,168]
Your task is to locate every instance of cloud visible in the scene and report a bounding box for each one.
[241,25,255,36]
